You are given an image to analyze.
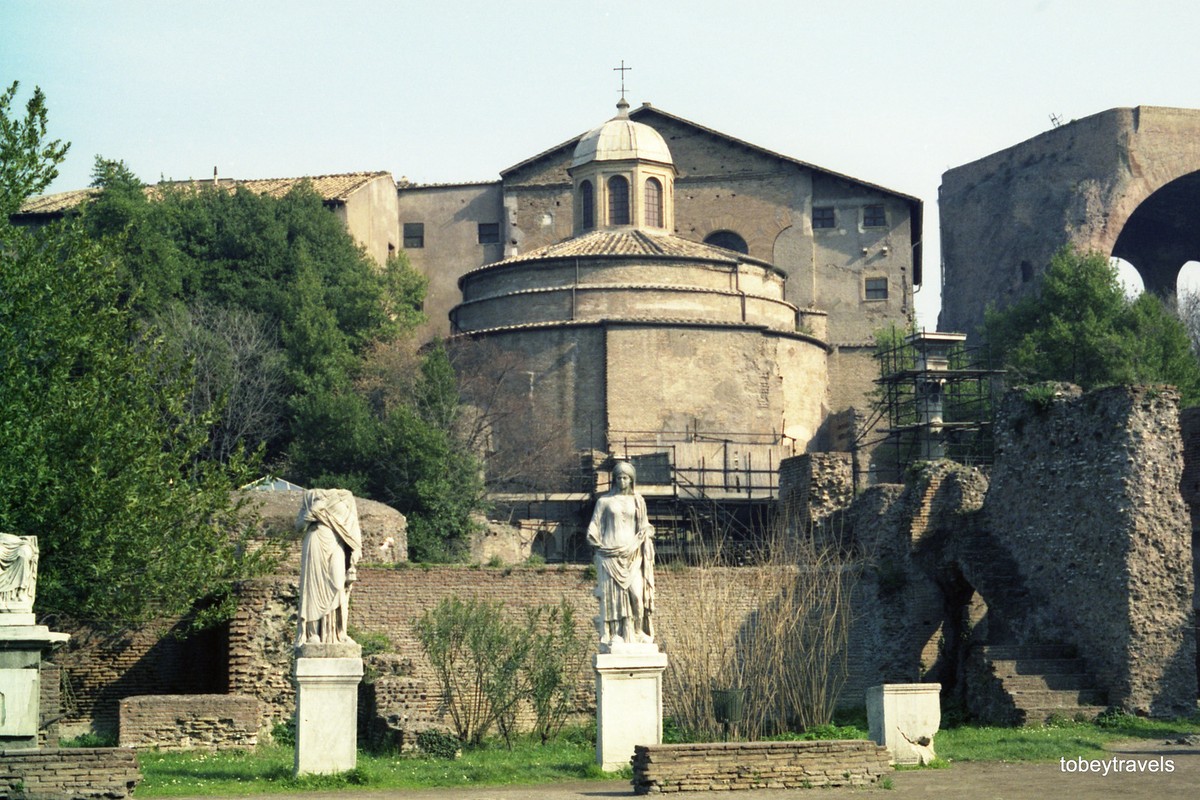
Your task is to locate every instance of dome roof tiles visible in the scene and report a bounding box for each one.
[467,229,776,276]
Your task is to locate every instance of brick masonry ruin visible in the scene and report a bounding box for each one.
[46,385,1199,739]
[940,106,1200,336]
[631,740,891,793]
[118,694,259,751]
[0,748,139,799]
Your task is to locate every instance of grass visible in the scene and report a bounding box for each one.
[936,713,1200,764]
[136,727,625,797]
[129,712,1200,794]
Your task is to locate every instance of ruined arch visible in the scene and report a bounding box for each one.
[1112,170,1200,299]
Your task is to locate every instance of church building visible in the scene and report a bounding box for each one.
[399,99,922,507]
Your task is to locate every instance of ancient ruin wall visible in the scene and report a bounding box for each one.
[987,385,1196,716]
[940,106,1200,337]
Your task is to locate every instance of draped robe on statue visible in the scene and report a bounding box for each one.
[587,491,655,643]
[0,533,37,611]
[295,489,362,646]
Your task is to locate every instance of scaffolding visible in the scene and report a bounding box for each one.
[865,331,1005,479]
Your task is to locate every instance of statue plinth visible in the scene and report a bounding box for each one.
[0,620,70,749]
[594,647,668,771]
[293,644,363,776]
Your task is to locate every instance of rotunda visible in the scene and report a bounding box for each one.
[450,101,830,494]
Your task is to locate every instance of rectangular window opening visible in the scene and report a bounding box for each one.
[865,277,889,301]
[403,222,425,248]
[863,204,886,228]
[477,222,500,245]
[812,206,835,229]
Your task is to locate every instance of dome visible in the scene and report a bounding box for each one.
[571,100,673,169]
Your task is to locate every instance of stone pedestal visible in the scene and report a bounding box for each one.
[0,623,70,749]
[293,644,363,776]
[594,646,668,772]
[867,683,941,765]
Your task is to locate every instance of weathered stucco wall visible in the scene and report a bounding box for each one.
[397,182,504,340]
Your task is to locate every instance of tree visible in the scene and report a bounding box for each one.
[287,340,485,561]
[0,81,69,217]
[982,246,1200,405]
[0,87,267,628]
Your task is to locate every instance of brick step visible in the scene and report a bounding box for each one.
[989,658,1090,676]
[1006,688,1108,707]
[979,644,1078,660]
[999,673,1097,691]
[1019,705,1109,724]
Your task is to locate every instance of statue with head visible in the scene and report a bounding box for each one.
[586,460,656,647]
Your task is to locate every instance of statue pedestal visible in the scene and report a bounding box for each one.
[594,647,668,771]
[0,622,70,749]
[293,645,363,776]
[867,683,941,765]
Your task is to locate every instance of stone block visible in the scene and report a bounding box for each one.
[294,656,363,775]
[595,650,667,771]
[867,683,940,765]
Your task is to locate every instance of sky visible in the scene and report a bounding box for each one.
[4,0,1200,327]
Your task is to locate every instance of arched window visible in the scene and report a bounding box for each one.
[580,180,594,230]
[704,230,749,254]
[644,177,663,228]
[608,175,630,225]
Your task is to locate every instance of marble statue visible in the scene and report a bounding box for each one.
[0,533,37,613]
[587,461,656,646]
[295,489,362,646]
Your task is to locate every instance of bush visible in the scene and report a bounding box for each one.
[271,718,296,747]
[525,600,589,744]
[415,596,531,746]
[416,729,461,759]
[415,594,589,747]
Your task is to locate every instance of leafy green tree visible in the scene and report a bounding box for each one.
[982,246,1200,404]
[1,90,268,627]
[287,340,485,562]
[0,221,267,627]
[0,81,69,217]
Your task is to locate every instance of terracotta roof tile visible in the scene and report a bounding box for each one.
[15,171,393,216]
[477,229,773,269]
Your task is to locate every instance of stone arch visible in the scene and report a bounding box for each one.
[703,229,748,254]
[1111,170,1200,299]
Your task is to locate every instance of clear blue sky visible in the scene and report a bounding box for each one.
[4,0,1199,326]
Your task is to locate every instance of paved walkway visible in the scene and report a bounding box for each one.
[171,740,1200,800]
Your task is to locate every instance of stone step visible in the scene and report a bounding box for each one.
[990,658,1089,676]
[1019,705,1110,724]
[1006,688,1108,708]
[999,673,1097,691]
[979,644,1078,660]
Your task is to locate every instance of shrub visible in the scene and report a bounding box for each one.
[416,729,461,759]
[415,594,589,747]
[525,600,589,744]
[415,596,531,746]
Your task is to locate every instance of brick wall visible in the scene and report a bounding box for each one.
[0,748,139,799]
[227,565,790,729]
[631,740,891,793]
[118,694,259,750]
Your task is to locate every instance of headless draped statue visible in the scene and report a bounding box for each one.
[587,461,656,646]
[0,533,37,613]
[295,489,362,646]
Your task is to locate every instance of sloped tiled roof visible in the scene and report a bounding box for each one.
[473,229,776,272]
[459,229,783,289]
[15,171,393,216]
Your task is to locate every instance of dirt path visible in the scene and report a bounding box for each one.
[167,740,1200,800]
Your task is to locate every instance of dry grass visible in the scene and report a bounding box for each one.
[660,506,858,740]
